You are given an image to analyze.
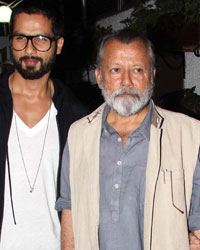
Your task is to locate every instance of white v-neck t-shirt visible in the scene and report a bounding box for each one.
[0,103,60,250]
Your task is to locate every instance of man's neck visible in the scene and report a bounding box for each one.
[9,70,52,97]
[9,70,53,128]
[106,105,149,145]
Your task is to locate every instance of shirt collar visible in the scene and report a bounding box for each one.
[101,101,153,140]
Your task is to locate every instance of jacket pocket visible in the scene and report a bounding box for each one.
[162,168,185,214]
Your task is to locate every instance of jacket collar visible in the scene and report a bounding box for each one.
[151,102,164,129]
[86,103,106,124]
[86,100,164,129]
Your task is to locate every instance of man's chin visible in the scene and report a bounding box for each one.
[112,106,136,117]
[111,98,149,116]
[115,95,139,106]
[18,69,46,80]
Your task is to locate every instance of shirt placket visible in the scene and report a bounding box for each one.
[110,135,124,222]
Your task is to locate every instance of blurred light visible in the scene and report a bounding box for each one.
[0,6,12,23]
[0,0,24,23]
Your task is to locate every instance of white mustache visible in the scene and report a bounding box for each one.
[111,88,141,98]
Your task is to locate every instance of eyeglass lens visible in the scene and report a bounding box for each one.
[11,35,52,52]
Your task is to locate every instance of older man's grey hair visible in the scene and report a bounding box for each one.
[96,29,155,72]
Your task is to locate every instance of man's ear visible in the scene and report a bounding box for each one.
[153,68,156,78]
[56,37,64,55]
[95,67,102,89]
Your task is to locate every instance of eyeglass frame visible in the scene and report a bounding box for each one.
[9,34,60,52]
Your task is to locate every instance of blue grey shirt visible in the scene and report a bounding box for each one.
[98,103,152,250]
[55,102,200,249]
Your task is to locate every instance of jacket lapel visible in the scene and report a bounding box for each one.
[144,106,164,250]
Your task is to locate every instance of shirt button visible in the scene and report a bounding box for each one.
[114,184,119,189]
[117,161,122,165]
[117,137,121,142]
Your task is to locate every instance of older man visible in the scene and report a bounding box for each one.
[56,30,200,250]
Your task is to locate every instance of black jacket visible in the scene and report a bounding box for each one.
[0,73,88,235]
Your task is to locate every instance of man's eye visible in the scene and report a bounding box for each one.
[134,68,143,73]
[36,36,48,42]
[111,68,120,73]
[15,36,26,41]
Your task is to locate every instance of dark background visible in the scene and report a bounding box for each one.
[53,0,134,110]
[0,0,198,115]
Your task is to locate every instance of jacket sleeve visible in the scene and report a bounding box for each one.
[55,141,71,211]
[188,148,200,231]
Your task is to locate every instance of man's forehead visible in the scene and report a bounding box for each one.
[101,39,148,61]
[13,13,53,35]
[104,38,146,50]
[14,12,50,20]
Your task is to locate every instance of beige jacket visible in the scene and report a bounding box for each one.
[68,102,200,250]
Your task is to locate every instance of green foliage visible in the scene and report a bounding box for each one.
[121,7,159,33]
[156,0,200,22]
[182,87,200,115]
[121,0,200,33]
[93,24,113,41]
[156,87,200,120]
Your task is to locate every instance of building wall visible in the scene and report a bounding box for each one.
[184,52,200,94]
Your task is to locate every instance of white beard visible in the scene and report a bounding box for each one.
[101,79,154,116]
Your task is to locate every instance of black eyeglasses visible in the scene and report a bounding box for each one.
[9,34,59,52]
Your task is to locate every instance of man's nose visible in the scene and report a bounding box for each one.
[24,39,36,54]
[121,70,132,87]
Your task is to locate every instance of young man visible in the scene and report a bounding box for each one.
[0,2,87,250]
[56,30,200,250]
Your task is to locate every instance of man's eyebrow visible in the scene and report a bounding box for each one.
[12,32,53,37]
[131,64,144,67]
[11,32,25,36]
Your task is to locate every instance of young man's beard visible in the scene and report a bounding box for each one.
[11,49,57,80]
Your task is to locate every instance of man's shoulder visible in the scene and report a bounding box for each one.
[155,105,200,127]
[0,73,9,88]
[52,78,74,100]
[0,73,11,102]
[70,103,106,130]
[52,78,89,118]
